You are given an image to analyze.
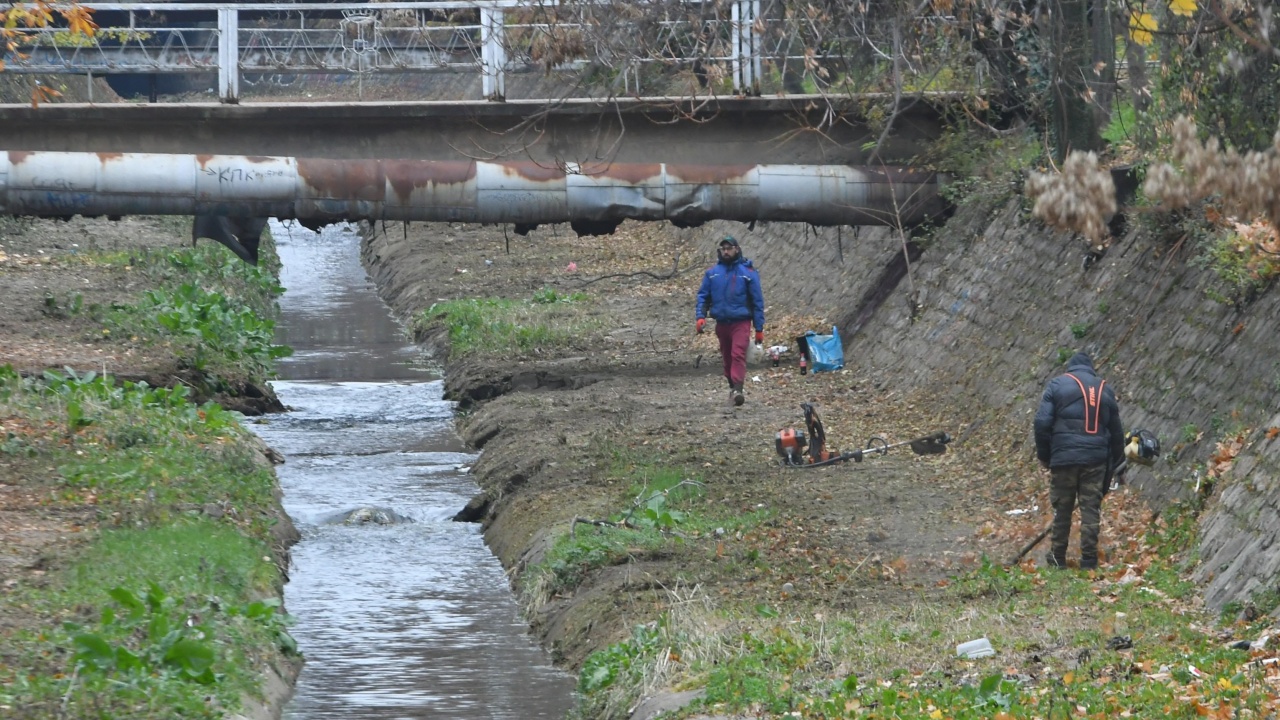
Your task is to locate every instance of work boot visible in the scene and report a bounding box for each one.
[730,383,744,407]
[1044,551,1067,570]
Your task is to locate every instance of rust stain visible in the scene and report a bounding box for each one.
[666,164,756,184]
[244,156,274,164]
[95,152,125,163]
[297,158,385,201]
[498,161,564,182]
[196,154,214,169]
[591,163,662,183]
[7,151,34,165]
[382,160,476,203]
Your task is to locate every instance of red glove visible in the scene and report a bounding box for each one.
[755,331,764,344]
[696,318,706,334]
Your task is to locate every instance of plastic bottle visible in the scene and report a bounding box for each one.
[799,355,808,375]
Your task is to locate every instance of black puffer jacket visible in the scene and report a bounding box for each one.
[1034,353,1124,469]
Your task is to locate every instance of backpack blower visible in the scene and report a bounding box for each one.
[775,403,951,468]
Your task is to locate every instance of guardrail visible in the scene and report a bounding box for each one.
[3,1,773,103]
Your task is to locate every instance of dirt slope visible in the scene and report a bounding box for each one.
[360,214,1152,674]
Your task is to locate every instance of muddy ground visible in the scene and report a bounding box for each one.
[361,218,1156,679]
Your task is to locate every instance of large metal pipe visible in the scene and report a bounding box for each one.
[0,151,947,229]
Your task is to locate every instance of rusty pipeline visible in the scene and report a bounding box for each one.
[0,151,948,229]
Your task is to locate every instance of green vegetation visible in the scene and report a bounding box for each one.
[525,460,771,613]
[570,499,1277,720]
[415,287,602,357]
[1194,224,1280,306]
[1182,423,1200,444]
[1070,321,1090,339]
[0,366,296,719]
[927,125,1042,207]
[0,231,295,719]
[97,244,290,383]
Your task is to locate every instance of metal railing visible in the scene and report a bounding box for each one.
[1,1,963,103]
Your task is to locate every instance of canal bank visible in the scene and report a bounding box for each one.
[361,201,1280,717]
[0,216,302,720]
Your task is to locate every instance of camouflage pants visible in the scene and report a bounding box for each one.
[1049,464,1106,568]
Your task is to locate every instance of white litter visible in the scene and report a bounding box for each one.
[956,638,995,659]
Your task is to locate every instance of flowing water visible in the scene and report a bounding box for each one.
[248,221,575,719]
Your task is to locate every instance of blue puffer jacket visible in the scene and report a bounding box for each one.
[695,256,764,331]
[1033,353,1124,469]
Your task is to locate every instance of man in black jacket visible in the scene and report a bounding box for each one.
[1033,352,1125,570]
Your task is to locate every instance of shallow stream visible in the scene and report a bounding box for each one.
[247,221,574,719]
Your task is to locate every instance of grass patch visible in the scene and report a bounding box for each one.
[0,325,294,718]
[523,458,770,616]
[0,522,295,719]
[414,288,602,357]
[569,499,1277,720]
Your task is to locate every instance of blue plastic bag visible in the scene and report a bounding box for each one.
[798,326,845,373]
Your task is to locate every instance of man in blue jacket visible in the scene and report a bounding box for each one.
[1033,352,1125,570]
[696,236,765,407]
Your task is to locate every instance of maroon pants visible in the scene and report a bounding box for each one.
[715,319,751,387]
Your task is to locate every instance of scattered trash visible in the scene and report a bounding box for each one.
[956,638,995,659]
[751,375,762,383]
[1106,635,1133,651]
[566,262,578,272]
[796,327,845,373]
[1188,664,1205,678]
[1005,505,1039,516]
[766,344,789,367]
[1228,639,1252,650]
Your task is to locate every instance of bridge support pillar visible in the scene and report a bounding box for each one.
[218,8,240,104]
[732,0,761,96]
[481,7,506,101]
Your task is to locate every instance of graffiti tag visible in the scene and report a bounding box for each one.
[30,177,78,191]
[202,166,288,184]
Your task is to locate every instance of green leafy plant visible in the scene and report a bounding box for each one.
[579,622,661,694]
[42,291,83,318]
[66,583,219,685]
[1181,423,1200,444]
[1070,321,1090,339]
[531,286,588,304]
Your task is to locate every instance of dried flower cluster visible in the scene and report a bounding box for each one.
[1144,116,1280,229]
[1025,151,1117,246]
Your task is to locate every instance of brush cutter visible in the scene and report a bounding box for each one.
[776,403,951,468]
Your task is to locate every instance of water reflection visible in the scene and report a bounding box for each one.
[253,221,574,719]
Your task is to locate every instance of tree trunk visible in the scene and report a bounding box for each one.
[1048,0,1104,160]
